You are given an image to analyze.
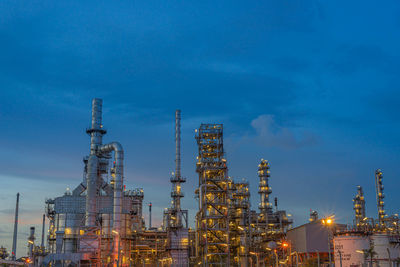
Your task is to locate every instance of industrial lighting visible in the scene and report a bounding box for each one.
[282,242,289,248]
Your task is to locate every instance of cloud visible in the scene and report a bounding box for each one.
[250,114,318,149]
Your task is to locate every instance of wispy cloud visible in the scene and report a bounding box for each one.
[250,114,318,149]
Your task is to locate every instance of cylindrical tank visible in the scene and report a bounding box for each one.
[371,233,400,267]
[334,233,370,267]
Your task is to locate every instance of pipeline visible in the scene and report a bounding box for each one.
[99,142,124,264]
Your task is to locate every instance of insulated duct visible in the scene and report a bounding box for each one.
[99,142,124,263]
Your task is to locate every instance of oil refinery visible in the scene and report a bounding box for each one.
[1,98,399,267]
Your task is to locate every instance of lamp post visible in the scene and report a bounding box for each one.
[112,230,121,267]
[322,216,334,267]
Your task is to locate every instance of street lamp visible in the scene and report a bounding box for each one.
[321,216,335,267]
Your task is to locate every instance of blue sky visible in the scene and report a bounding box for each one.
[1,0,400,257]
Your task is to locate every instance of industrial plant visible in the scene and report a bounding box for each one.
[1,98,400,267]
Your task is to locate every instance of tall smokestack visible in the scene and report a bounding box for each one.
[41,214,45,247]
[175,110,181,179]
[149,203,152,229]
[11,192,19,260]
[85,98,106,227]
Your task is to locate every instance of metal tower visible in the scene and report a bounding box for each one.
[258,159,273,217]
[170,110,186,228]
[353,186,366,227]
[166,110,189,266]
[375,169,386,227]
[195,124,230,266]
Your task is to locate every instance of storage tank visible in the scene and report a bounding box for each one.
[371,233,400,267]
[334,233,370,267]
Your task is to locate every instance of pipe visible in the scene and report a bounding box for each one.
[28,227,35,259]
[85,154,99,226]
[85,99,107,227]
[175,110,181,180]
[11,192,19,261]
[149,203,152,229]
[88,98,105,155]
[41,214,45,247]
[99,142,124,264]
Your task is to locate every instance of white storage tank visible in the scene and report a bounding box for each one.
[371,233,400,267]
[334,233,370,267]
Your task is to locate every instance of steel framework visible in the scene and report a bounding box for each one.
[195,124,230,266]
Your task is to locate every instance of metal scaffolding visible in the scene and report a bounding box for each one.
[228,180,251,266]
[195,124,230,266]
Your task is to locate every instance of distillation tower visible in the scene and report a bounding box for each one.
[375,169,386,228]
[353,185,366,228]
[195,124,230,266]
[258,160,273,222]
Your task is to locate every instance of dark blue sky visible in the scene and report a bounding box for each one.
[1,0,400,256]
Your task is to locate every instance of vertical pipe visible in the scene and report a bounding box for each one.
[11,192,19,260]
[149,203,152,229]
[28,227,35,260]
[175,110,181,180]
[85,99,105,227]
[89,98,104,155]
[85,155,98,226]
[41,214,45,247]
[98,142,123,266]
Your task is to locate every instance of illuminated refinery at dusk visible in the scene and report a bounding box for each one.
[1,1,400,267]
[1,99,399,266]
